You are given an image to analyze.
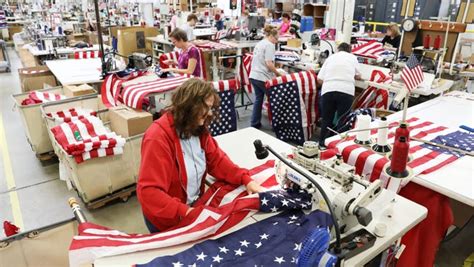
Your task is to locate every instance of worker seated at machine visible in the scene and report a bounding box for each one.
[161,29,202,77]
[137,79,264,232]
[381,23,401,52]
[278,13,291,35]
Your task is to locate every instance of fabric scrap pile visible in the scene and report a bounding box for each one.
[21,91,67,106]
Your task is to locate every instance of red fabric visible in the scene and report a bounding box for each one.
[137,113,253,231]
[397,182,453,267]
[3,221,20,237]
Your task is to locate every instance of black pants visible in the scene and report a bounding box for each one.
[319,91,354,146]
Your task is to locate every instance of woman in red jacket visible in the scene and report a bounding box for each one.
[137,78,264,233]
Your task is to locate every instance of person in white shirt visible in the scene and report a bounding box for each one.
[180,14,198,41]
[317,42,363,148]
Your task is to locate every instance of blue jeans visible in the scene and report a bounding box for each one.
[319,92,354,147]
[250,78,267,127]
[144,215,160,233]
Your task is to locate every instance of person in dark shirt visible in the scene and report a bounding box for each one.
[382,23,401,51]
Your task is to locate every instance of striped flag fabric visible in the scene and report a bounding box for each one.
[354,70,392,110]
[209,79,238,136]
[74,50,102,59]
[401,54,424,91]
[21,91,67,106]
[265,70,319,144]
[46,108,98,123]
[50,116,126,163]
[158,51,180,69]
[192,40,235,51]
[239,53,253,93]
[121,75,190,109]
[100,70,145,108]
[69,160,288,266]
[351,41,385,59]
[325,117,465,192]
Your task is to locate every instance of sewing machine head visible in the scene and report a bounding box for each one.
[275,141,382,230]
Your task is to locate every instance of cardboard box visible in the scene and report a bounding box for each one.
[18,46,40,68]
[287,38,302,48]
[109,107,153,137]
[116,26,159,57]
[64,84,95,97]
[282,2,294,12]
[18,66,58,92]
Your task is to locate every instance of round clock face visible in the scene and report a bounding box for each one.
[402,19,415,32]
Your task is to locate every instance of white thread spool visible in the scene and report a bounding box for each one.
[355,112,372,145]
[372,117,392,153]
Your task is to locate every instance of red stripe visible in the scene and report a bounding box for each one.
[370,157,389,182]
[420,155,458,174]
[408,151,442,169]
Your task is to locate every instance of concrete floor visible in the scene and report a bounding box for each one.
[0,47,472,266]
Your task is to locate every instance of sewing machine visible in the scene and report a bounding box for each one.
[274,141,383,232]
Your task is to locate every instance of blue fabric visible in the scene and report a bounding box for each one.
[209,90,237,136]
[180,136,206,204]
[250,78,267,128]
[422,131,474,157]
[137,189,331,266]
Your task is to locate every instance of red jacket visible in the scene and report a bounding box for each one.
[137,113,252,231]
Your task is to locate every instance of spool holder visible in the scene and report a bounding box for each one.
[354,138,373,146]
[372,143,392,154]
[383,164,413,179]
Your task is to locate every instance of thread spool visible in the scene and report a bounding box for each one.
[385,136,410,178]
[354,112,372,145]
[395,123,410,142]
[433,35,441,50]
[423,34,431,49]
[372,117,391,153]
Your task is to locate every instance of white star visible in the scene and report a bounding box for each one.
[270,206,279,212]
[289,215,298,220]
[294,242,302,251]
[271,193,278,198]
[274,256,286,264]
[172,262,184,267]
[212,254,223,263]
[260,233,269,240]
[219,246,229,254]
[234,248,245,256]
[281,199,289,206]
[240,240,250,247]
[255,241,262,248]
[196,252,207,261]
[261,197,269,206]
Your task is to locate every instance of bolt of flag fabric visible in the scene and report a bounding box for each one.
[265,70,319,145]
[50,115,126,163]
[21,91,67,106]
[401,54,424,91]
[100,70,145,108]
[209,79,239,136]
[351,41,385,59]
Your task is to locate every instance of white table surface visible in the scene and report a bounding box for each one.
[45,58,102,86]
[94,128,427,267]
[27,44,108,56]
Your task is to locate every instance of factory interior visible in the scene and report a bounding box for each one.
[0,0,473,266]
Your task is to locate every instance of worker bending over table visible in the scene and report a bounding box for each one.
[317,43,363,148]
[137,79,264,233]
[162,29,202,77]
[381,23,401,51]
[250,25,282,129]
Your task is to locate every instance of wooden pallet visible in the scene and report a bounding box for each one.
[35,152,58,166]
[84,185,136,210]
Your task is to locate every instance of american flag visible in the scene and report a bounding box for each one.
[401,54,424,91]
[239,53,253,93]
[265,70,318,145]
[100,70,145,108]
[69,161,289,266]
[21,91,67,106]
[159,51,180,69]
[325,117,469,192]
[209,79,238,136]
[50,116,125,163]
[46,108,97,123]
[192,40,235,52]
[136,209,332,267]
[74,50,102,59]
[351,41,385,59]
[354,70,392,110]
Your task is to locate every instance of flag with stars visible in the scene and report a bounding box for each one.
[209,79,238,137]
[421,131,473,158]
[137,209,333,267]
[266,70,318,145]
[401,54,424,92]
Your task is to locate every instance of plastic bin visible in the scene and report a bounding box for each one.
[12,87,97,156]
[41,95,143,204]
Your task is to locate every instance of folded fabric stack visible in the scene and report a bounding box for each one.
[50,116,126,163]
[275,51,301,62]
[46,108,98,123]
[21,91,67,106]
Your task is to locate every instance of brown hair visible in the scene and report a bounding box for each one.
[169,79,220,139]
[387,23,400,37]
[282,13,291,20]
[169,28,188,42]
[187,14,198,22]
[263,25,278,38]
[337,42,351,53]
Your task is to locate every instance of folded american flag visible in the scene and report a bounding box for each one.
[354,70,392,110]
[51,116,126,163]
[209,79,238,136]
[21,91,67,106]
[265,70,319,145]
[137,209,332,267]
[101,70,146,108]
[325,117,467,192]
[46,108,97,123]
[68,160,320,266]
[351,41,385,59]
